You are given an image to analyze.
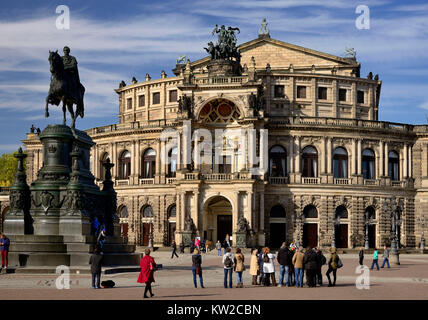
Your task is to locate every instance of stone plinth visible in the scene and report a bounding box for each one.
[207,59,241,77]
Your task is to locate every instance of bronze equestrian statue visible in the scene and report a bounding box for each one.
[46,46,85,129]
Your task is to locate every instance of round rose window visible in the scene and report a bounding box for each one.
[198,99,241,123]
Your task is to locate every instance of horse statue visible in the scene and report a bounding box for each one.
[46,49,85,129]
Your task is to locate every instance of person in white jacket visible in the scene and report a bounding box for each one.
[262,247,277,286]
[222,247,234,288]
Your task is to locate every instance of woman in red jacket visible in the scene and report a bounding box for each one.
[137,248,157,298]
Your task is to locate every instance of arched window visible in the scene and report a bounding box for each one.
[168,205,176,218]
[362,149,375,179]
[335,205,348,219]
[119,151,131,179]
[142,148,156,178]
[142,205,154,218]
[333,147,348,178]
[99,153,110,180]
[168,147,178,178]
[365,206,376,220]
[388,151,399,181]
[269,146,287,177]
[118,206,128,218]
[302,146,318,177]
[270,205,286,218]
[303,205,318,218]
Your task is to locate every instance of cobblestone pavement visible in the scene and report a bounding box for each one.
[0,251,427,300]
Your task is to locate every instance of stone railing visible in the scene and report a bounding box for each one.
[333,178,352,185]
[363,179,380,186]
[269,176,289,184]
[115,179,130,186]
[139,178,155,185]
[89,119,173,135]
[302,177,320,184]
[270,117,413,133]
[194,76,244,85]
[202,173,232,181]
[184,172,200,180]
[391,180,405,187]
[166,178,177,184]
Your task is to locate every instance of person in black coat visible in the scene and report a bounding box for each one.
[359,248,364,265]
[315,248,326,286]
[89,248,103,289]
[303,247,318,287]
[277,242,292,287]
[179,242,185,254]
[171,240,179,259]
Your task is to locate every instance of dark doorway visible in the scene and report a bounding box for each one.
[142,223,153,246]
[368,225,376,248]
[120,223,128,239]
[168,222,176,246]
[335,224,348,248]
[270,223,286,248]
[303,223,318,248]
[217,215,232,244]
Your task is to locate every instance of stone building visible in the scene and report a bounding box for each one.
[18,24,428,249]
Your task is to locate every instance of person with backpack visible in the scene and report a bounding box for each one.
[326,247,340,287]
[234,248,245,288]
[303,247,318,287]
[277,242,292,287]
[249,248,259,285]
[222,247,234,288]
[192,248,205,288]
[316,248,326,286]
[89,248,103,289]
[381,245,390,269]
[370,248,380,270]
[292,247,305,287]
[359,247,364,266]
[262,247,277,286]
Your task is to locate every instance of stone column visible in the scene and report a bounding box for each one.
[136,140,141,179]
[379,140,384,178]
[259,131,266,179]
[409,145,413,178]
[180,192,185,231]
[155,140,161,183]
[403,144,408,178]
[289,137,294,174]
[160,139,166,184]
[321,137,326,174]
[351,82,357,119]
[112,142,118,178]
[295,136,301,173]
[351,139,356,175]
[131,140,136,184]
[384,141,389,177]
[192,191,199,232]
[177,132,182,170]
[327,138,332,175]
[357,139,362,181]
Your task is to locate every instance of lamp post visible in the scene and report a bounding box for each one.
[331,216,340,248]
[364,210,371,250]
[389,199,402,266]
[148,220,154,248]
[418,214,425,251]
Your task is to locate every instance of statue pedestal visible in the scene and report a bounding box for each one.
[390,252,400,266]
[207,59,241,77]
[179,231,193,247]
[3,217,25,235]
[233,231,246,248]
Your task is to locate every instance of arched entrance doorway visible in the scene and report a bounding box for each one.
[167,204,176,245]
[118,205,129,242]
[334,205,348,248]
[141,205,154,246]
[203,196,232,245]
[269,205,286,248]
[302,205,318,248]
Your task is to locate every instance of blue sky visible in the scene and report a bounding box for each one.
[1,0,428,155]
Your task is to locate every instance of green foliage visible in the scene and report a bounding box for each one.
[0,151,25,187]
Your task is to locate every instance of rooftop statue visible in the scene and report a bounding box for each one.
[344,47,356,59]
[45,46,85,129]
[205,24,241,62]
[259,18,270,37]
